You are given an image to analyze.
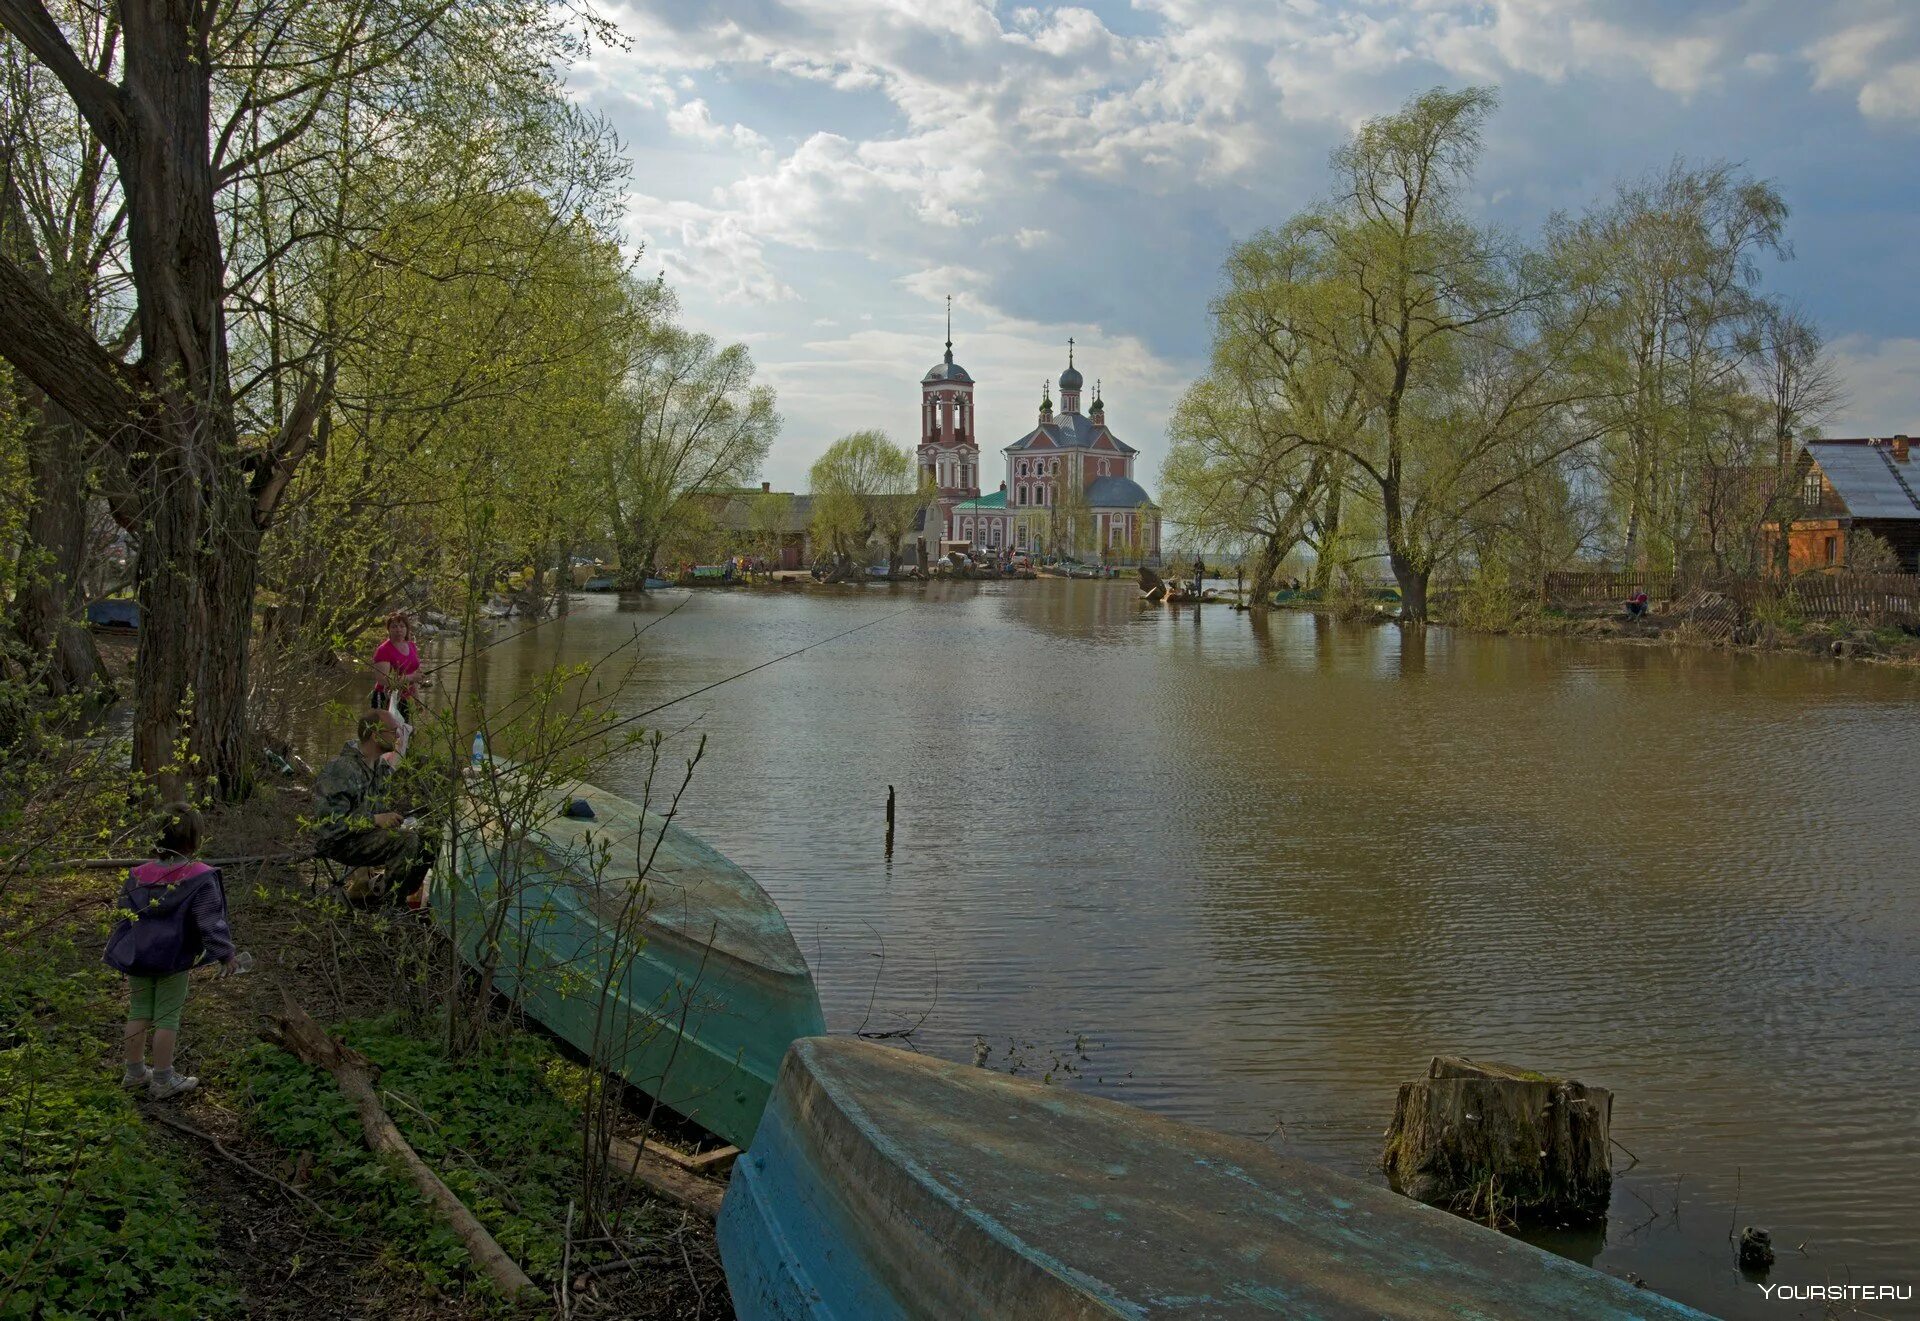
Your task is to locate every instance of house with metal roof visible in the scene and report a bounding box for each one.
[1778,436,1919,572]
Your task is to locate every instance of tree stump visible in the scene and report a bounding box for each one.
[1382,1056,1612,1225]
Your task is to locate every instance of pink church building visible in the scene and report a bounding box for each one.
[916,326,1161,563]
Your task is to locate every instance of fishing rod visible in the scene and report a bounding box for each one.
[543,605,914,759]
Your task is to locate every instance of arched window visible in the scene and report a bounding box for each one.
[1018,485,1028,506]
[1098,459,1109,477]
[1018,460,1028,477]
[1050,459,1059,475]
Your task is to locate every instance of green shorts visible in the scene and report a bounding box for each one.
[127,971,190,1031]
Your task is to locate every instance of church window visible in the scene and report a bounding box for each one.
[1050,459,1059,474]
[1018,460,1029,477]
[1098,459,1109,477]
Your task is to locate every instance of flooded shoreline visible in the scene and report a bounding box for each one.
[313,580,1919,1319]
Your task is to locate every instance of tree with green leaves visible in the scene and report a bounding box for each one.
[601,299,778,588]
[1214,86,1609,621]
[1549,159,1795,574]
[807,430,919,576]
[0,0,620,791]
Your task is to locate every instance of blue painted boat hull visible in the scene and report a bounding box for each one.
[719,1039,1712,1320]
[86,599,140,630]
[441,776,825,1149]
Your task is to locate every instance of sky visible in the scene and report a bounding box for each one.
[565,0,1920,493]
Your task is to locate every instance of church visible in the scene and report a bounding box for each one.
[915,317,1161,564]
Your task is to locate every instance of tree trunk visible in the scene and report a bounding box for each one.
[1392,557,1430,623]
[615,530,655,588]
[11,399,111,697]
[1382,1056,1612,1226]
[1248,533,1284,606]
[1310,480,1343,595]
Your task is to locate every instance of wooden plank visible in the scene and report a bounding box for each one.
[606,1134,726,1219]
[647,1142,741,1175]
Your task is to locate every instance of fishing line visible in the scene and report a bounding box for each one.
[546,605,914,758]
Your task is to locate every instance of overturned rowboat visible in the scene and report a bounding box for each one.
[441,776,825,1149]
[718,1038,1709,1319]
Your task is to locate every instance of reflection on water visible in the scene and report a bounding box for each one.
[317,583,1920,1318]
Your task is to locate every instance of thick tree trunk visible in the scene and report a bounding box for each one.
[1390,552,1430,623]
[1310,480,1343,594]
[615,531,656,588]
[12,401,111,697]
[1248,533,1284,605]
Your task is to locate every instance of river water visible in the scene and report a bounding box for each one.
[423,581,1918,1317]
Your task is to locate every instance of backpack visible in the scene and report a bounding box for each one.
[103,862,222,977]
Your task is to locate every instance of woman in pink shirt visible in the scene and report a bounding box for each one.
[371,611,421,726]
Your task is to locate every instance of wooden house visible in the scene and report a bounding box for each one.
[1776,436,1920,572]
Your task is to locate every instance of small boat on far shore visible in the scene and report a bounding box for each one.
[86,598,140,632]
[718,1038,1710,1320]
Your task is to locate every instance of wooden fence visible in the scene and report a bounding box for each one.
[1541,572,1677,604]
[1544,570,1920,625]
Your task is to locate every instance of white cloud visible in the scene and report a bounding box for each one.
[579,1,1920,489]
[1805,11,1920,121]
[1828,335,1920,437]
[623,192,797,304]
[665,97,773,154]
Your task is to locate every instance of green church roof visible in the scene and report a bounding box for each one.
[953,490,1007,511]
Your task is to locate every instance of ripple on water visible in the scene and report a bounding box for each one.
[322,586,1918,1318]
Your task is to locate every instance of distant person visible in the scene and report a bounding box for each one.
[312,714,437,906]
[370,611,421,750]
[1626,591,1649,618]
[104,803,237,1100]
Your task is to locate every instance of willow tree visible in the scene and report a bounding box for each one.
[1162,374,1336,600]
[807,430,919,575]
[0,0,606,789]
[601,297,778,587]
[1549,160,1792,573]
[1217,87,1606,621]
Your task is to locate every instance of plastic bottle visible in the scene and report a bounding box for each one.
[471,731,487,768]
[227,951,254,977]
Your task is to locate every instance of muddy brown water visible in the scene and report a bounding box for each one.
[318,581,1920,1318]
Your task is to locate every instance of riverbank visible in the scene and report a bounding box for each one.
[1458,599,1920,667]
[0,786,728,1320]
[1246,588,1920,667]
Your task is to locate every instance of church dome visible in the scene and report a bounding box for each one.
[924,351,972,384]
[1058,363,1083,392]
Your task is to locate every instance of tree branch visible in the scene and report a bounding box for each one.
[0,0,127,151]
[0,248,141,438]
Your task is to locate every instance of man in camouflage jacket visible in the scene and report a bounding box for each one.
[311,715,434,904]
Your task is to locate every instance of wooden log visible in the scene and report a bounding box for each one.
[264,995,539,1300]
[605,1134,725,1219]
[1381,1056,1612,1226]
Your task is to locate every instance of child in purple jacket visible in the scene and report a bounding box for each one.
[104,804,236,1100]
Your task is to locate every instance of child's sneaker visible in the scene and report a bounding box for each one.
[120,1062,151,1088]
[147,1069,199,1101]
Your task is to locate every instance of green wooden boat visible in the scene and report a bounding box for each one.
[440,774,825,1149]
[720,1039,1713,1319]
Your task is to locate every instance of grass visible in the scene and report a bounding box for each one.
[1,794,731,1320]
[229,1016,586,1301]
[0,893,234,1321]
